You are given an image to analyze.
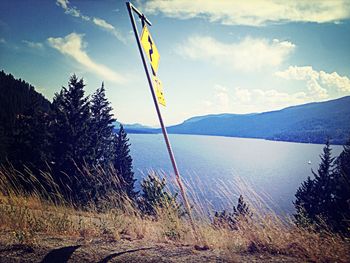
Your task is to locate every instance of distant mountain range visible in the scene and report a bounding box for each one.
[122,96,350,145]
[114,122,158,134]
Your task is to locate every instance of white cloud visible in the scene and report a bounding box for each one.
[0,38,6,44]
[56,0,87,19]
[22,40,43,49]
[233,87,310,111]
[202,84,230,113]
[275,66,317,80]
[47,33,125,83]
[320,71,350,93]
[142,0,350,26]
[214,84,230,111]
[178,36,295,71]
[93,17,114,31]
[234,87,252,103]
[201,66,350,115]
[56,0,68,10]
[202,84,312,115]
[55,0,126,42]
[203,84,304,115]
[203,79,347,115]
[92,18,125,43]
[276,66,350,97]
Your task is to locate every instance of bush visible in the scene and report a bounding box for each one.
[213,195,252,230]
[138,172,182,217]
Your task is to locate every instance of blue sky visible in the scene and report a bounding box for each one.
[1,0,350,126]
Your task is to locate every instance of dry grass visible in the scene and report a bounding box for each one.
[0,165,349,262]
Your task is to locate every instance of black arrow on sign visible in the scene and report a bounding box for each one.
[148,35,153,62]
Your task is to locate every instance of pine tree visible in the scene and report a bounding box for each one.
[0,126,8,163]
[51,75,92,203]
[312,139,335,221]
[294,139,336,229]
[113,124,137,200]
[90,83,115,167]
[294,176,316,227]
[233,195,252,218]
[213,195,252,230]
[10,96,51,169]
[139,172,180,216]
[213,210,236,230]
[336,137,350,180]
[0,70,51,165]
[332,137,350,234]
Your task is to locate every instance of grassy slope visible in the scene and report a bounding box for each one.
[0,167,349,262]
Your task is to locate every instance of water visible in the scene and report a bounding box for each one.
[128,134,343,214]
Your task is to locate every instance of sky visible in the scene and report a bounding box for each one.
[1,0,350,127]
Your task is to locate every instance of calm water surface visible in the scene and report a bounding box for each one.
[128,134,342,214]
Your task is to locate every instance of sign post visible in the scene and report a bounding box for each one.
[126,2,198,239]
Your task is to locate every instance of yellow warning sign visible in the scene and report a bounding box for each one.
[152,75,166,106]
[140,25,160,74]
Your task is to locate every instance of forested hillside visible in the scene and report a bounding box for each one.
[165,97,350,144]
[0,70,51,163]
[0,70,136,205]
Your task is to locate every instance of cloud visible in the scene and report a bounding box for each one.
[47,33,125,83]
[202,66,350,115]
[177,36,295,71]
[56,0,88,20]
[234,87,308,109]
[202,84,231,113]
[22,40,44,49]
[0,38,5,44]
[92,18,125,43]
[142,0,350,26]
[234,87,251,103]
[201,84,311,115]
[203,84,230,112]
[55,0,125,42]
[276,66,350,97]
[319,71,350,93]
[56,0,68,10]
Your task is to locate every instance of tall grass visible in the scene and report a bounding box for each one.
[0,164,349,262]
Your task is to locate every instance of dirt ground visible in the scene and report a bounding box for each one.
[0,231,304,263]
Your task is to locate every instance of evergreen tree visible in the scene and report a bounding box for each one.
[312,140,335,219]
[294,176,317,227]
[90,83,115,167]
[213,195,252,230]
[213,210,236,230]
[233,195,252,218]
[0,70,50,164]
[294,140,336,229]
[113,124,137,200]
[0,71,138,208]
[51,75,92,203]
[10,99,51,170]
[0,126,8,163]
[139,173,180,216]
[332,137,350,234]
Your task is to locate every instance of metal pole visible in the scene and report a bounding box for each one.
[126,2,198,239]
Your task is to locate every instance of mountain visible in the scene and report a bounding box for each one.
[113,122,158,134]
[166,96,350,144]
[0,70,51,122]
[126,96,350,144]
[0,70,51,162]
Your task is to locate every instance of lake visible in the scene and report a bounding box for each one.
[128,134,343,214]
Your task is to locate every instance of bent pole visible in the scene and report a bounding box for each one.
[126,2,198,239]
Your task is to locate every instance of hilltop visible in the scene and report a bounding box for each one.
[126,96,350,145]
